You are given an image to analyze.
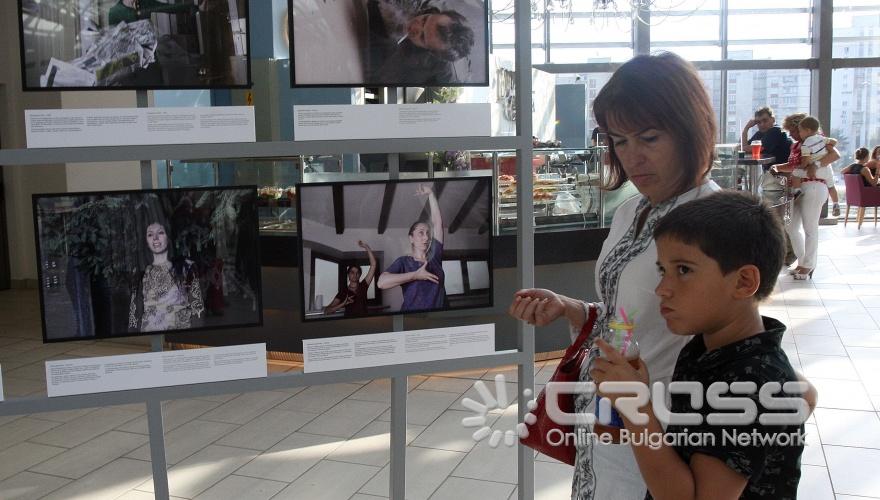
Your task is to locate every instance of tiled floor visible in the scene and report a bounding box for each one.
[1,220,879,499]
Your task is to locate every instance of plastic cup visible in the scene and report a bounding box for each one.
[751,140,762,159]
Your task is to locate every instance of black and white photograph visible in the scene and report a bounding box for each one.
[297,177,492,321]
[18,0,251,90]
[33,186,262,342]
[290,0,489,87]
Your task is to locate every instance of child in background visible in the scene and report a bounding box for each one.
[791,116,836,204]
[591,191,807,500]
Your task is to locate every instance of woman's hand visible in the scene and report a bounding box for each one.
[413,262,439,283]
[358,240,372,251]
[414,183,434,197]
[590,339,649,404]
[508,288,565,326]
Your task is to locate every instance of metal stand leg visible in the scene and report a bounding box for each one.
[147,334,169,499]
[390,315,406,499]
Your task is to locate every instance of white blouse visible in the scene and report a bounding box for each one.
[577,180,722,388]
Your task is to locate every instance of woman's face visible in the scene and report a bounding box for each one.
[409,223,431,253]
[145,223,168,254]
[606,121,681,204]
[786,125,802,142]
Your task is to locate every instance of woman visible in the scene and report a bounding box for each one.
[843,147,879,187]
[129,221,204,332]
[771,113,841,280]
[866,146,880,172]
[324,240,378,316]
[511,53,818,500]
[509,52,720,500]
[377,184,446,311]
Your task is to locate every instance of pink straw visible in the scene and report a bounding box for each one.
[619,307,634,355]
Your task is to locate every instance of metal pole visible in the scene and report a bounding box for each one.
[514,0,535,496]
[390,315,406,500]
[136,89,168,499]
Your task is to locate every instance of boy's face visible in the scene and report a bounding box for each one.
[654,237,739,336]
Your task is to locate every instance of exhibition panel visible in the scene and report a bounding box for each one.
[297,177,493,320]
[18,0,251,90]
[289,0,490,87]
[33,186,263,342]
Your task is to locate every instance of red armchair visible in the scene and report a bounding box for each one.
[843,174,880,229]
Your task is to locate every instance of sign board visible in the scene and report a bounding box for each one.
[26,106,256,148]
[303,324,495,373]
[293,103,491,141]
[45,344,267,397]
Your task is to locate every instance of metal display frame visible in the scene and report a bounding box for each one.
[0,1,541,499]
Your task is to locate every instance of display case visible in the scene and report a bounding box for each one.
[471,146,611,232]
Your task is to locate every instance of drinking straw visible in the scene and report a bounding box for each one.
[619,306,634,355]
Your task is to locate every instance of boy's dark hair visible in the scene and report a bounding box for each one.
[653,191,784,301]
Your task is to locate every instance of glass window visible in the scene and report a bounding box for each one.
[727,2,812,60]
[699,71,723,141]
[833,1,880,58]
[548,9,633,63]
[651,0,721,61]
[725,69,811,144]
[830,67,880,161]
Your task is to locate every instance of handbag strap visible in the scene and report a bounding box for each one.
[564,303,598,357]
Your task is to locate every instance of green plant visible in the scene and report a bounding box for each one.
[60,197,140,286]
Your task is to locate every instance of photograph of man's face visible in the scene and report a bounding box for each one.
[290,0,488,87]
[19,0,250,89]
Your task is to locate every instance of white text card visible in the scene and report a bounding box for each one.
[293,103,491,141]
[303,324,495,373]
[26,106,256,148]
[45,344,267,397]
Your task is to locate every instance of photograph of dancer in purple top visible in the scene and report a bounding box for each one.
[377,183,447,311]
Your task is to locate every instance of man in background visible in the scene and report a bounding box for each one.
[741,106,792,166]
[366,0,475,85]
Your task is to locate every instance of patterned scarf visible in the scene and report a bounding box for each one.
[570,193,681,500]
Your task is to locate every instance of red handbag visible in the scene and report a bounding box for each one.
[520,304,598,465]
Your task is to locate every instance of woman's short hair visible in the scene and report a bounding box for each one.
[855,147,870,161]
[782,112,808,131]
[592,52,717,194]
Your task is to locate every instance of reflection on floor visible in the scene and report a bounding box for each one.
[1,222,880,499]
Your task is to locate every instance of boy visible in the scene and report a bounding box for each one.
[591,191,806,500]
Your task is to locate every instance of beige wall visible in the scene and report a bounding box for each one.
[0,2,143,282]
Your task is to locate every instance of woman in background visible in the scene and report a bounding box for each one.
[129,221,204,332]
[378,184,447,311]
[843,147,879,187]
[324,240,378,316]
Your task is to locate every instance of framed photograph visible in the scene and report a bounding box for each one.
[18,0,251,90]
[33,186,262,342]
[289,0,489,87]
[297,177,493,321]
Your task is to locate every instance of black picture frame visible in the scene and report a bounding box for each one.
[17,0,253,91]
[288,0,490,88]
[31,185,263,343]
[296,177,494,322]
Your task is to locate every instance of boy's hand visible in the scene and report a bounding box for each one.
[590,339,649,404]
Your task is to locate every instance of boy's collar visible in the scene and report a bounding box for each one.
[683,316,786,368]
